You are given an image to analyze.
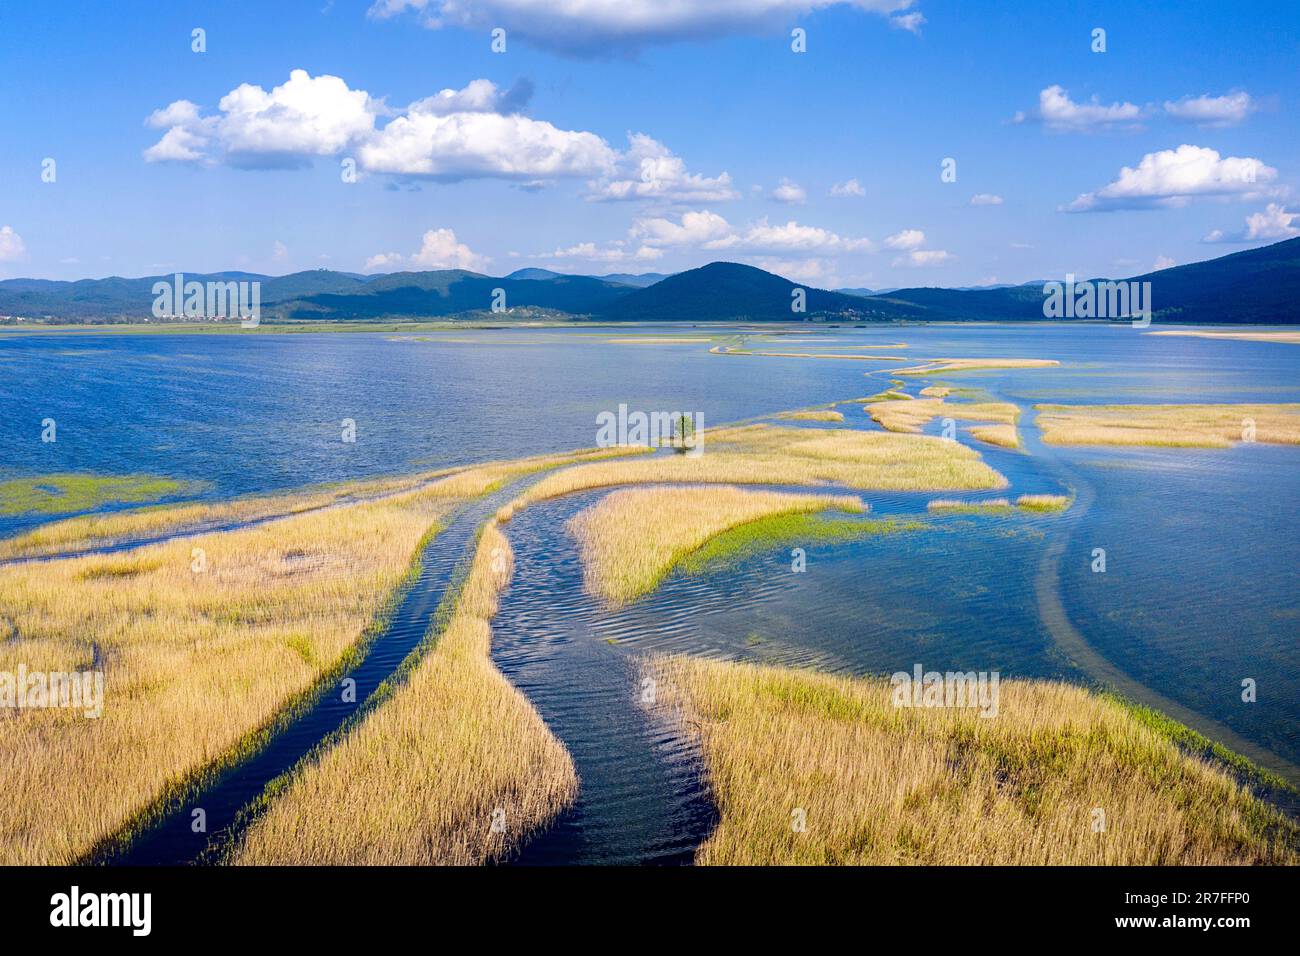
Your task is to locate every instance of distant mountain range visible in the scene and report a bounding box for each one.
[3,237,1297,324]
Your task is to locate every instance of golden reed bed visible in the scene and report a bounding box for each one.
[651,657,1297,865]
[1035,403,1300,448]
[231,522,576,865]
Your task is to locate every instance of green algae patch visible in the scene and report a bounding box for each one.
[677,512,924,576]
[0,473,201,516]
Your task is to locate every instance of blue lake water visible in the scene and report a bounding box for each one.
[2,323,1297,783]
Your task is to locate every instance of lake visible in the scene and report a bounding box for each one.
[2,322,1297,802]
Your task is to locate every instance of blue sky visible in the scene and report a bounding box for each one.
[1,0,1297,288]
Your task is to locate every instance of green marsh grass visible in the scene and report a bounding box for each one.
[0,473,200,516]
[568,485,866,605]
[676,511,924,575]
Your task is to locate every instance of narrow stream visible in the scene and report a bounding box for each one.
[492,491,719,865]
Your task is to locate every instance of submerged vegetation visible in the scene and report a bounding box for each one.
[928,498,1014,513]
[569,485,865,605]
[1015,494,1072,512]
[678,511,924,576]
[928,495,1070,514]
[1035,403,1300,447]
[651,656,1298,865]
[0,473,201,517]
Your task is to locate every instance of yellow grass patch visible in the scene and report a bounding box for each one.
[505,425,1006,514]
[0,445,634,865]
[569,485,864,605]
[652,657,1298,865]
[894,358,1060,375]
[0,483,462,865]
[927,498,1012,512]
[231,522,576,865]
[865,397,1019,433]
[776,409,845,423]
[1035,403,1300,448]
[0,447,647,562]
[920,386,951,397]
[969,424,1020,448]
[0,474,443,562]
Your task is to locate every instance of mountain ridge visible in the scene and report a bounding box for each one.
[3,238,1297,324]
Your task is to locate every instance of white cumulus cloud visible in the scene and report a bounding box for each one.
[969,193,1003,206]
[538,242,663,262]
[631,210,735,247]
[1065,144,1278,212]
[737,219,872,252]
[587,134,736,203]
[771,179,807,204]
[894,248,950,267]
[0,225,26,262]
[145,72,621,182]
[1203,203,1299,244]
[1164,91,1255,128]
[1013,84,1145,132]
[365,227,489,272]
[884,228,925,250]
[360,109,613,179]
[830,178,866,198]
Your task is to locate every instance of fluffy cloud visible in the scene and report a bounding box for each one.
[889,11,925,33]
[737,219,872,252]
[0,225,26,262]
[143,126,209,163]
[145,70,377,167]
[969,193,1003,206]
[537,242,662,262]
[368,0,922,54]
[365,227,490,272]
[629,211,871,253]
[1151,255,1176,271]
[884,228,925,250]
[587,134,736,202]
[894,248,950,267]
[883,228,947,265]
[1013,84,1144,132]
[1164,92,1255,128]
[750,256,837,284]
[631,210,734,247]
[408,78,533,115]
[360,109,613,179]
[1065,145,1278,212]
[830,178,865,198]
[1203,204,1299,244]
[771,179,807,204]
[145,71,618,181]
